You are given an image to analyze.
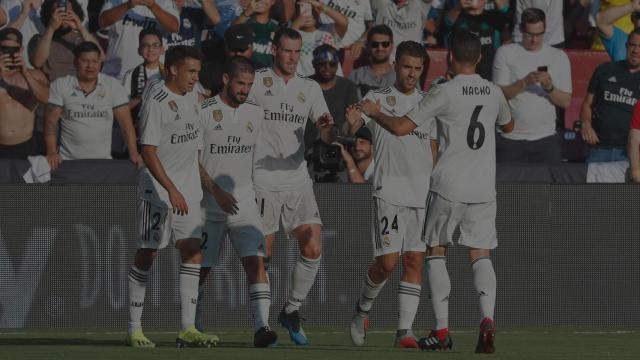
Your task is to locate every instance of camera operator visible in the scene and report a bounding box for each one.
[334,126,374,183]
[306,137,345,183]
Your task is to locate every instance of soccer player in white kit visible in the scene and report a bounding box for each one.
[196,56,278,347]
[359,31,514,354]
[126,45,218,348]
[248,27,335,345]
[346,41,437,348]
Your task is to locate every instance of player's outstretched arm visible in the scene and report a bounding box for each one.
[141,145,188,215]
[357,99,416,136]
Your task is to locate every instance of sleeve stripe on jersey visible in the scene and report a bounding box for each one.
[200,97,217,109]
[245,99,259,107]
[153,91,169,103]
[373,87,392,94]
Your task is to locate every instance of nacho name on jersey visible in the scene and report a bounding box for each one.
[462,85,492,96]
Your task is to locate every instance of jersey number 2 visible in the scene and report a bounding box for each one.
[466,105,485,150]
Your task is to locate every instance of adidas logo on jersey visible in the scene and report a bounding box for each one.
[174,114,181,121]
[608,76,617,83]
[264,90,274,96]
[214,124,223,130]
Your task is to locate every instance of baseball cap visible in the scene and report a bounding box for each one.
[313,44,339,64]
[224,24,253,51]
[355,126,372,143]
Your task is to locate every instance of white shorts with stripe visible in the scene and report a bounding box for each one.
[137,199,202,250]
[201,198,266,267]
[255,182,322,235]
[423,191,497,250]
[372,197,427,258]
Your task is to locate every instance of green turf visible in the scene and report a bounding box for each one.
[0,327,638,360]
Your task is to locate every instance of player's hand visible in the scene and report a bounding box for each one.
[580,123,600,145]
[350,41,365,60]
[345,104,363,133]
[316,112,335,129]
[48,7,66,31]
[211,185,239,215]
[357,99,381,118]
[129,152,144,168]
[630,169,640,183]
[47,153,63,170]
[169,188,189,215]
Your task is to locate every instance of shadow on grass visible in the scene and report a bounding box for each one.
[0,338,123,347]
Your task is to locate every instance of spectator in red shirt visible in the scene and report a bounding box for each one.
[628,102,640,183]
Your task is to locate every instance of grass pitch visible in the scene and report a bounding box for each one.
[0,327,638,360]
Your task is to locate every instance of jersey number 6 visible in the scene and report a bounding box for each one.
[466,105,485,150]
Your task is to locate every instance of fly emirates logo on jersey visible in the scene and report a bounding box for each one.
[604,87,638,106]
[171,122,200,144]
[208,135,253,155]
[263,102,307,125]
[65,103,109,120]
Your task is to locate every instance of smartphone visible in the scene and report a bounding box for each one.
[57,0,67,9]
[299,2,312,16]
[1,46,19,69]
[537,66,548,72]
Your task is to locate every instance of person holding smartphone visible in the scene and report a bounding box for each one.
[0,28,49,159]
[492,7,572,163]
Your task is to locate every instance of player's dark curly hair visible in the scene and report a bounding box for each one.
[40,0,85,28]
[225,56,254,79]
[165,45,203,70]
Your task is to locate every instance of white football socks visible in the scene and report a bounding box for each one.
[249,283,272,330]
[472,257,496,321]
[426,256,451,330]
[179,263,201,331]
[358,273,387,312]
[285,256,321,314]
[127,265,148,335]
[397,281,421,331]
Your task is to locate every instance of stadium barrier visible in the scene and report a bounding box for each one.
[1,161,638,329]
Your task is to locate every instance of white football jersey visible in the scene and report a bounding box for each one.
[48,73,129,160]
[320,0,373,47]
[406,74,511,203]
[138,81,203,207]
[362,86,436,208]
[199,95,264,220]
[249,68,330,191]
[370,0,426,47]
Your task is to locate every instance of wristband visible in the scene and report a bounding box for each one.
[544,84,554,93]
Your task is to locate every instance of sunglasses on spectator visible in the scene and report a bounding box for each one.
[369,41,391,48]
[140,42,162,50]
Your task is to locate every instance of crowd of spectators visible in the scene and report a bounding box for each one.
[0,0,639,183]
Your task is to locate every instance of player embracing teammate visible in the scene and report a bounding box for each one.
[358,31,514,353]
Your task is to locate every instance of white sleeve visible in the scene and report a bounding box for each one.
[110,77,130,108]
[139,97,163,146]
[99,0,119,30]
[360,90,376,128]
[48,78,65,107]
[308,82,330,123]
[158,0,180,23]
[496,89,512,126]
[362,0,373,21]
[492,46,511,86]
[554,51,573,93]
[406,84,448,128]
[122,69,133,99]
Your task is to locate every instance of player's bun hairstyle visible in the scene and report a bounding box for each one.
[395,41,427,63]
[520,7,546,29]
[367,24,393,43]
[73,41,102,59]
[164,45,203,70]
[41,0,84,27]
[225,56,255,79]
[273,27,302,48]
[449,31,481,65]
[138,28,164,47]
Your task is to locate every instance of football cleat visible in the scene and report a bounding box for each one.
[278,308,308,345]
[125,329,156,348]
[475,317,496,354]
[175,326,219,348]
[394,330,419,348]
[418,330,453,351]
[350,303,369,346]
[254,326,278,347]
